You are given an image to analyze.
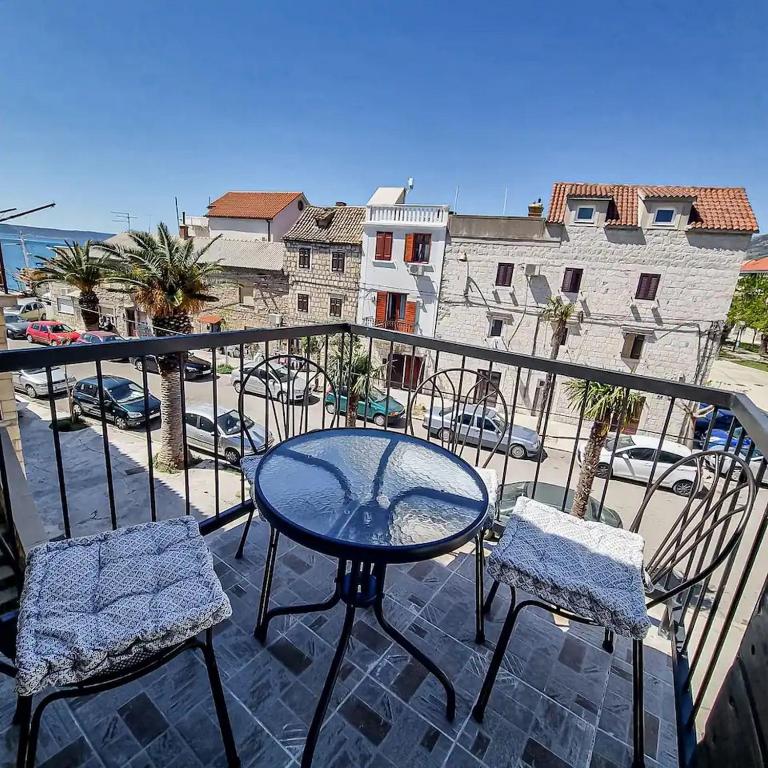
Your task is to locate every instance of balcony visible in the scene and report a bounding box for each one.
[363,316,416,334]
[367,204,449,227]
[0,322,765,768]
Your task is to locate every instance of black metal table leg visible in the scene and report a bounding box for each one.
[372,564,456,720]
[475,531,485,644]
[254,525,280,643]
[632,638,646,768]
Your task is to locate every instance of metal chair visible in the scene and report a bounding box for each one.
[235,353,338,559]
[473,449,758,768]
[405,368,512,644]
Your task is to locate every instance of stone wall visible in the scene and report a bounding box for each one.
[436,224,751,437]
[284,242,361,327]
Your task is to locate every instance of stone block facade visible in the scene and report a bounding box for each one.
[436,221,752,438]
[284,242,361,327]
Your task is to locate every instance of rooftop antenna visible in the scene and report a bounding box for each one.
[502,186,508,215]
[111,211,135,232]
[407,177,414,191]
[0,201,56,223]
[453,185,460,212]
[174,196,180,226]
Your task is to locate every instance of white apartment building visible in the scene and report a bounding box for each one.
[357,186,449,387]
[436,182,759,435]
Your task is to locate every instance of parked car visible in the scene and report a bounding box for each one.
[499,481,623,528]
[12,366,75,399]
[26,320,80,346]
[184,405,272,465]
[5,300,46,321]
[130,352,212,379]
[578,434,696,496]
[72,376,160,429]
[230,361,308,401]
[694,404,739,446]
[4,312,30,339]
[706,426,766,480]
[324,385,405,426]
[422,404,541,459]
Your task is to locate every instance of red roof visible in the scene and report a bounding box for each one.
[547,182,758,233]
[207,191,302,220]
[741,257,768,273]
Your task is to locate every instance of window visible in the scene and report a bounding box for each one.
[297,293,309,313]
[659,451,684,465]
[575,206,595,223]
[329,296,343,317]
[198,416,215,434]
[653,208,675,225]
[480,418,498,433]
[459,413,474,426]
[627,447,655,461]
[298,248,311,269]
[561,267,583,294]
[238,284,255,306]
[635,273,660,301]
[331,251,345,272]
[184,413,199,428]
[622,333,645,360]
[375,231,393,260]
[404,233,431,263]
[297,199,305,212]
[495,263,514,287]
[489,318,504,337]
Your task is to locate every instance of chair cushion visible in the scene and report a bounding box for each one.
[487,497,651,639]
[240,453,263,498]
[475,467,499,519]
[15,518,231,696]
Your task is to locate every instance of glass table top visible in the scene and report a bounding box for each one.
[253,428,489,560]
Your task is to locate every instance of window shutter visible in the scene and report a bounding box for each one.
[385,232,393,258]
[375,292,387,325]
[375,233,384,259]
[404,300,417,331]
[404,233,415,263]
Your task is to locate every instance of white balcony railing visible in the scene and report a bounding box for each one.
[366,204,449,226]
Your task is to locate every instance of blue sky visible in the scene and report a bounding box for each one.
[2,0,767,233]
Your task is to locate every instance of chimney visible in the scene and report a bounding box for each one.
[335,201,347,207]
[178,224,189,240]
[528,198,544,218]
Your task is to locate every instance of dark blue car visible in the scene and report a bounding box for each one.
[694,404,738,446]
[72,376,161,429]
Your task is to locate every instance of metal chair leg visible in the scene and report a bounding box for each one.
[632,638,646,768]
[472,590,525,722]
[14,696,31,768]
[254,526,280,643]
[201,628,241,768]
[482,580,500,615]
[235,505,258,559]
[603,628,615,653]
[475,532,485,644]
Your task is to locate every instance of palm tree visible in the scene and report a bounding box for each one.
[565,380,644,519]
[327,335,383,427]
[99,224,220,470]
[537,296,575,430]
[35,241,108,330]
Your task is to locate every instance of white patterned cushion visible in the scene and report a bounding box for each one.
[487,497,651,639]
[15,518,231,696]
[240,453,263,496]
[475,467,499,519]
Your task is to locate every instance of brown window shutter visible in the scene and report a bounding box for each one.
[375,291,388,325]
[404,300,417,331]
[385,232,392,258]
[404,233,415,263]
[375,233,384,259]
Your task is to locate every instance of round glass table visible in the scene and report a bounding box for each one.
[249,428,489,768]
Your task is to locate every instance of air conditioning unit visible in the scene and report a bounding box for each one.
[268,313,283,327]
[524,263,540,277]
[408,263,425,276]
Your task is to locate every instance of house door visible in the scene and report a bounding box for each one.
[125,308,138,337]
[388,353,423,390]
[475,369,502,407]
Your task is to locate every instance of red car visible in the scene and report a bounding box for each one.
[26,321,81,346]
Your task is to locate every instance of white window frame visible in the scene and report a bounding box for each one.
[574,205,596,224]
[652,208,677,227]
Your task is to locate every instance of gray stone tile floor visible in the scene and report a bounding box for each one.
[0,519,679,768]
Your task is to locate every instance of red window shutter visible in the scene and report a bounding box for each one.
[385,232,392,258]
[404,233,415,263]
[375,232,392,260]
[375,292,387,325]
[404,300,417,331]
[375,233,384,259]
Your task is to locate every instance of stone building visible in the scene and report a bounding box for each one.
[435,182,759,436]
[283,205,365,328]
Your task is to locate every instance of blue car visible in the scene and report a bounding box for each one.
[694,404,738,446]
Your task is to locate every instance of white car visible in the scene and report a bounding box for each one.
[230,360,308,402]
[578,434,697,496]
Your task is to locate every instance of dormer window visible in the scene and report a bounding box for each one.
[653,208,676,225]
[575,206,596,223]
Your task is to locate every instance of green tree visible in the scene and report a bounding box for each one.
[537,296,576,430]
[327,335,383,427]
[35,241,108,330]
[565,381,644,519]
[99,224,220,470]
[727,274,768,353]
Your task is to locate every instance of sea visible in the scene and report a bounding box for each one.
[0,223,114,291]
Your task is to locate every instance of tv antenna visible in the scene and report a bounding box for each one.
[0,201,56,223]
[111,211,135,231]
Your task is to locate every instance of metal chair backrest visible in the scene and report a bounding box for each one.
[405,367,509,469]
[629,449,757,608]
[236,353,338,450]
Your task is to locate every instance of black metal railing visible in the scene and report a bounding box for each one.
[1,320,767,768]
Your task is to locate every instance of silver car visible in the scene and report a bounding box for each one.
[13,366,75,399]
[4,312,30,339]
[184,404,272,465]
[422,404,541,459]
[230,361,308,402]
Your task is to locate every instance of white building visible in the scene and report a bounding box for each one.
[436,182,759,435]
[357,186,449,387]
[181,191,309,242]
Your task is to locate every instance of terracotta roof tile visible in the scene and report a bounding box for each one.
[207,191,302,220]
[284,205,365,245]
[546,182,758,233]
